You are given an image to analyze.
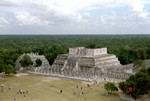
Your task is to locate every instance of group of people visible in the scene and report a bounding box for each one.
[17,89,29,97]
[76,86,85,96]
[14,89,29,101]
[1,83,29,101]
[1,76,100,100]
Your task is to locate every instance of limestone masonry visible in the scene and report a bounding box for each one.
[15,47,136,83]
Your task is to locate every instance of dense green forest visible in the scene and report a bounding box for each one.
[0,35,150,73]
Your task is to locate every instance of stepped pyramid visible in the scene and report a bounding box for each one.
[52,47,121,71]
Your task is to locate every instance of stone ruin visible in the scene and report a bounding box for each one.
[15,47,136,83]
[15,52,50,70]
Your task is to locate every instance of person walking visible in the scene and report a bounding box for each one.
[14,97,16,101]
[1,84,4,92]
[81,86,83,90]
[76,86,78,89]
[26,90,28,94]
[60,90,62,94]
[87,84,90,87]
[9,86,12,90]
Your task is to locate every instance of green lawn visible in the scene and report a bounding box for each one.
[0,74,125,101]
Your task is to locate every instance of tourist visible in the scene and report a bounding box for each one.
[60,90,62,93]
[82,88,84,92]
[1,84,4,91]
[20,89,23,94]
[23,91,25,94]
[8,86,12,90]
[78,91,81,96]
[14,97,16,101]
[17,91,19,94]
[81,86,82,90]
[76,86,78,89]
[18,89,21,93]
[26,90,28,94]
[1,84,4,88]
[82,91,84,95]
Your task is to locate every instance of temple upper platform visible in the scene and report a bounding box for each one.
[69,47,107,56]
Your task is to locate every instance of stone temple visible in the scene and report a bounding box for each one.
[15,47,136,83]
[52,47,121,72]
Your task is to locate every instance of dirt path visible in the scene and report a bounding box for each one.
[119,92,150,101]
[14,73,29,77]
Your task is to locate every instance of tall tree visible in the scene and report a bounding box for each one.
[20,55,33,67]
[5,64,16,74]
[104,82,118,93]
[36,59,42,67]
[119,68,150,100]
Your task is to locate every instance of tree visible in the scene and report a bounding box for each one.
[0,60,5,73]
[139,68,148,74]
[45,53,57,65]
[20,55,33,67]
[36,59,42,67]
[119,68,150,100]
[6,59,15,66]
[119,54,129,65]
[5,64,16,74]
[147,67,150,75]
[104,82,118,94]
[133,60,145,67]
[141,50,147,59]
[86,42,99,49]
[45,45,67,65]
[118,82,126,92]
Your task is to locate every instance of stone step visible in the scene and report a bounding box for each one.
[94,55,116,61]
[94,54,114,58]
[96,61,120,67]
[79,62,95,66]
[95,58,119,64]
[54,60,66,64]
[79,57,118,65]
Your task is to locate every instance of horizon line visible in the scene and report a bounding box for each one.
[0,33,150,36]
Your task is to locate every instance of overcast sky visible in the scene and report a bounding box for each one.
[0,0,150,35]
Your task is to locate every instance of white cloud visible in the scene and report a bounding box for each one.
[15,12,49,25]
[0,0,150,34]
[0,18,9,27]
[129,0,148,19]
[115,0,149,19]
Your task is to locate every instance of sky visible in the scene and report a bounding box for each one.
[0,0,150,35]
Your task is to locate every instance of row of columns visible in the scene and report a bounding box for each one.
[33,67,127,82]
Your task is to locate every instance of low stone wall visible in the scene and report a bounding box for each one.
[30,66,130,83]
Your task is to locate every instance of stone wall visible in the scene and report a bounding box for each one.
[30,65,132,83]
[15,52,50,70]
[93,48,107,56]
[69,47,107,56]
